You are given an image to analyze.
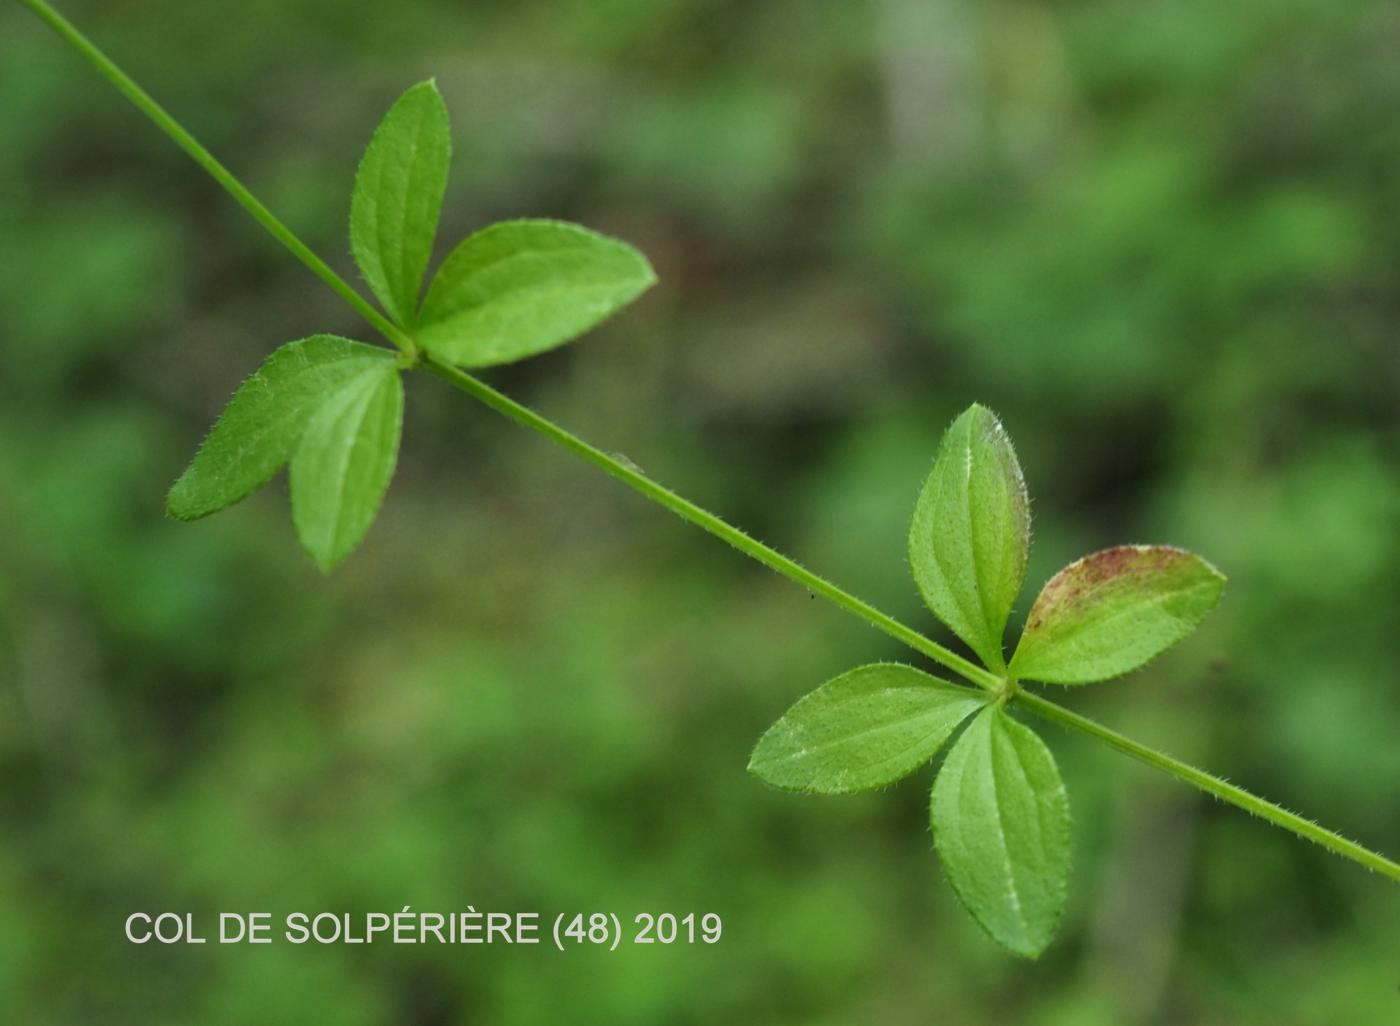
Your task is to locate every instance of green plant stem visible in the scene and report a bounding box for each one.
[26,0,1400,885]
[423,358,1400,884]
[423,355,1001,691]
[1015,691,1400,882]
[15,0,416,358]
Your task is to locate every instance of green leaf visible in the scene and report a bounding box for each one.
[748,664,985,794]
[350,80,451,328]
[167,336,396,521]
[930,706,1069,958]
[416,219,656,367]
[1009,545,1226,684]
[289,362,404,571]
[909,404,1030,671]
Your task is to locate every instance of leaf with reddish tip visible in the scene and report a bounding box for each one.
[1010,546,1226,684]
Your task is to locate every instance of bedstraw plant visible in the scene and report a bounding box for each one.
[19,0,1400,959]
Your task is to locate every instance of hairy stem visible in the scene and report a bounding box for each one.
[15,0,416,358]
[24,0,1400,885]
[1016,691,1400,883]
[423,355,1001,690]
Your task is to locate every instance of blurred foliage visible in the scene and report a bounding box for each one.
[1,0,1398,1021]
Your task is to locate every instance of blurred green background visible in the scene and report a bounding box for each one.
[2,0,1398,1021]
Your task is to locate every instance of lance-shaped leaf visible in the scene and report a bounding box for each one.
[168,336,396,520]
[416,219,656,368]
[1009,545,1226,684]
[909,405,1030,671]
[351,80,451,328]
[931,706,1069,958]
[289,362,404,572]
[748,664,985,794]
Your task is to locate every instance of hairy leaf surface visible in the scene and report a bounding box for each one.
[909,404,1030,671]
[748,664,985,793]
[167,336,395,521]
[1010,545,1226,684]
[417,219,655,367]
[351,80,451,328]
[290,362,404,571]
[931,707,1069,958]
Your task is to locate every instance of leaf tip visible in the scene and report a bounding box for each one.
[302,539,344,575]
[1005,936,1052,960]
[1201,555,1228,588]
[420,78,449,114]
[165,486,192,521]
[165,475,208,522]
[745,733,784,788]
[406,77,445,99]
